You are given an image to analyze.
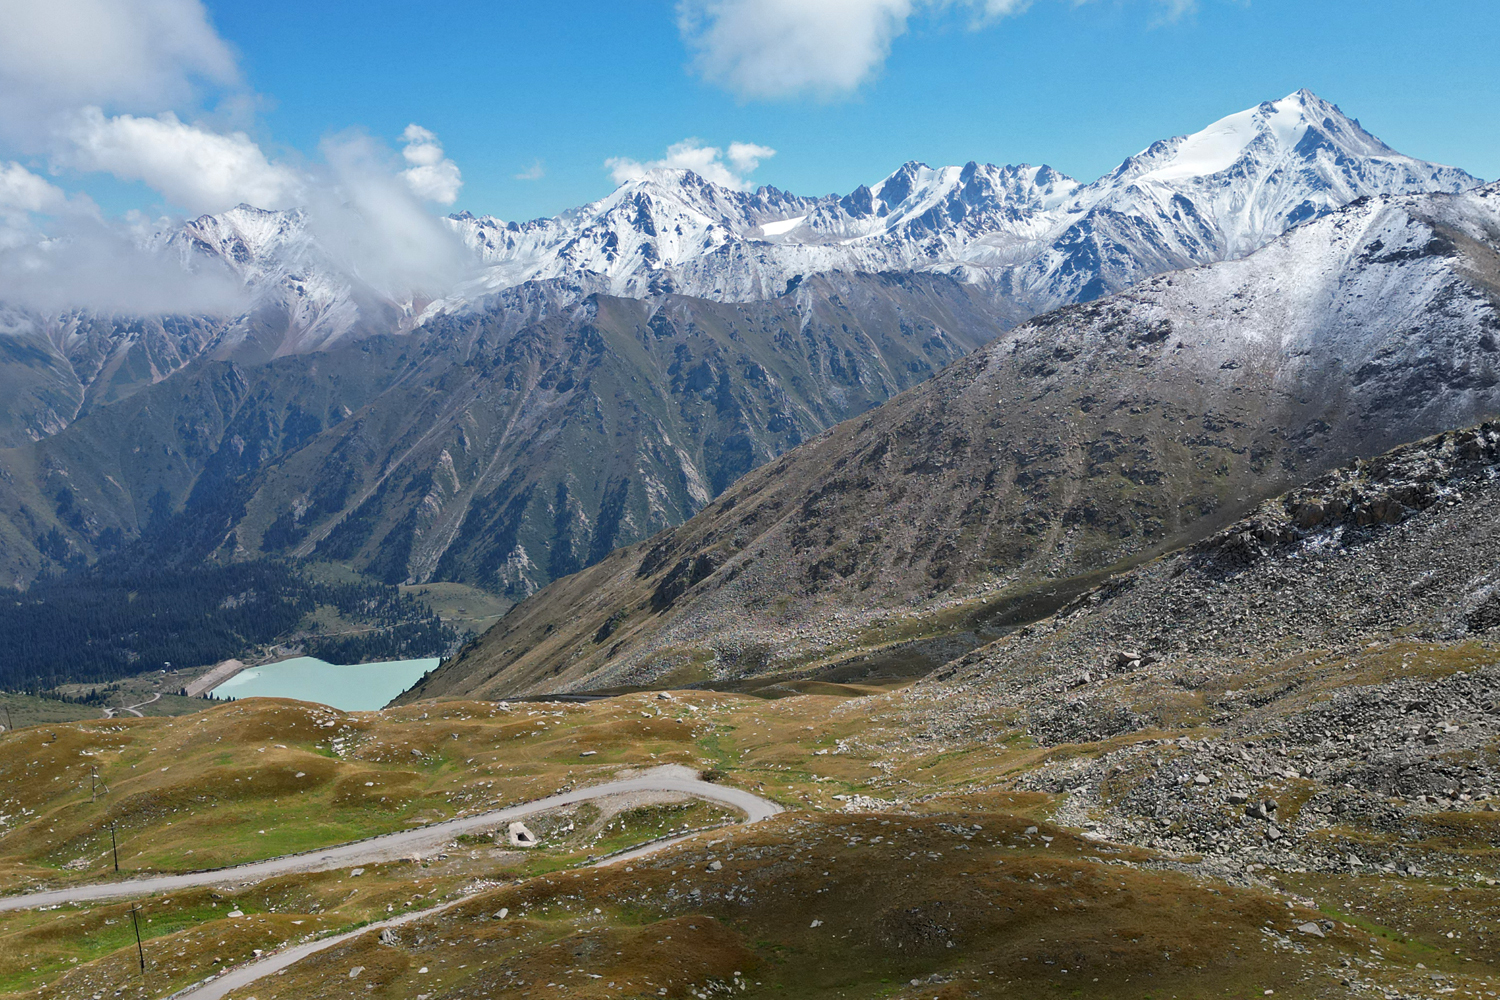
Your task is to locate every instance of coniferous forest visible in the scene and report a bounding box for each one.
[0,560,465,691]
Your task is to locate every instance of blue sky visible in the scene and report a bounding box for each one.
[1,0,1496,225]
[200,0,1499,220]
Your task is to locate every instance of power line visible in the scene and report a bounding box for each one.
[129,904,146,977]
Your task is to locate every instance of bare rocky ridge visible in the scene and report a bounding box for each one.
[405,183,1500,701]
[882,421,1500,881]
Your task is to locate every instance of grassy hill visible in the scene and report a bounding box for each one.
[3,643,1500,998]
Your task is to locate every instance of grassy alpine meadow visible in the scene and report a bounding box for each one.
[0,671,1495,998]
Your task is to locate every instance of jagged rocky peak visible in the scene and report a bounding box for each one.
[43,90,1483,351]
[820,160,1081,234]
[167,204,312,275]
[882,160,1078,214]
[1082,89,1479,253]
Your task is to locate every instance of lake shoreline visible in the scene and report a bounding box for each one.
[209,656,440,712]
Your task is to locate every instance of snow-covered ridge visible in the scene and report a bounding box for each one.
[435,90,1480,312]
[34,89,1478,362]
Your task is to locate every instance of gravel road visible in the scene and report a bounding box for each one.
[158,766,780,999]
[0,765,781,913]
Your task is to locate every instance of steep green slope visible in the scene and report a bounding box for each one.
[0,311,230,448]
[0,273,1000,601]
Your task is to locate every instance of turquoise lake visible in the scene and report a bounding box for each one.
[209,656,440,712]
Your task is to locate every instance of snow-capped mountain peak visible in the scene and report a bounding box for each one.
[434,90,1480,309]
[137,91,1484,345]
[1123,90,1341,185]
[1070,89,1477,261]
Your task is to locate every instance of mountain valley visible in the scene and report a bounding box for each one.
[4,82,1500,1000]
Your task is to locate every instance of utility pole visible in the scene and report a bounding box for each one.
[91,766,97,802]
[129,904,146,977]
[110,821,119,872]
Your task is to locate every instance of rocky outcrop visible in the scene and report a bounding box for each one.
[884,422,1500,875]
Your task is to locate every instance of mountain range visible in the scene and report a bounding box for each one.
[450,90,1479,308]
[0,90,1490,665]
[404,178,1500,700]
[0,91,1477,451]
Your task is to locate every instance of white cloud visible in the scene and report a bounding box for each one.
[308,132,475,299]
[685,0,1233,100]
[514,160,546,181]
[726,142,776,174]
[605,139,777,191]
[0,162,68,215]
[62,107,303,214]
[0,149,254,316]
[0,0,239,144]
[675,0,1031,100]
[678,0,916,100]
[400,124,463,205]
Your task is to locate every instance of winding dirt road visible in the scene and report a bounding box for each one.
[0,765,780,914]
[102,691,162,719]
[150,766,780,999]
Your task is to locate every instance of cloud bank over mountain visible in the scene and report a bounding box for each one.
[0,0,476,309]
[606,139,776,190]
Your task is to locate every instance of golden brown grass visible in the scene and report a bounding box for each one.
[245,810,1361,1000]
[4,653,1500,999]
